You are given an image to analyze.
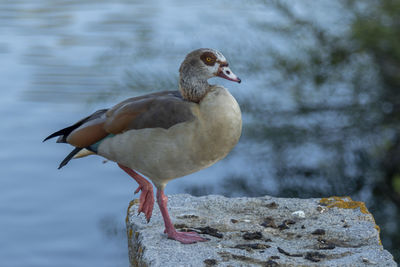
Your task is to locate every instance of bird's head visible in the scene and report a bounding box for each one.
[179,48,241,83]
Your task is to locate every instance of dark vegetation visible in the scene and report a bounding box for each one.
[185,0,400,261]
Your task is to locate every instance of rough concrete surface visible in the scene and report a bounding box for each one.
[126,194,396,267]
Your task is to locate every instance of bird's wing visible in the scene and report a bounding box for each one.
[43,109,109,147]
[104,90,195,134]
[47,91,195,149]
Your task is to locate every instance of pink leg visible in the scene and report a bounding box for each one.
[118,163,154,222]
[157,189,207,244]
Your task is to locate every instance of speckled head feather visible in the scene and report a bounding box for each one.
[178,48,239,103]
[179,48,227,78]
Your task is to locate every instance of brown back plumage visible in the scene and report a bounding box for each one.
[44,90,195,168]
[105,91,195,134]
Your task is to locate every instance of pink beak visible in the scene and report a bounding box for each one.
[217,66,241,83]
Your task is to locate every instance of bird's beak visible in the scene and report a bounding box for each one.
[217,65,241,83]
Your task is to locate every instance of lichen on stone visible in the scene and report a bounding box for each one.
[319,196,368,214]
[319,196,382,245]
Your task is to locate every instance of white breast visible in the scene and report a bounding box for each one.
[98,86,242,189]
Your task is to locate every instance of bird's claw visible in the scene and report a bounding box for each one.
[136,184,154,222]
[134,185,142,194]
[167,231,207,244]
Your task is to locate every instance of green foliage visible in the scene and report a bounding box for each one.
[393,175,400,194]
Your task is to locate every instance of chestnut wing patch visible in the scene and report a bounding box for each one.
[104,91,195,134]
[46,91,194,149]
[44,91,195,168]
[66,112,109,148]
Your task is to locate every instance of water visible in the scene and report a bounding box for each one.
[0,1,278,266]
[1,0,398,266]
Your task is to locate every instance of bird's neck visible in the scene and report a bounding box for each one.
[179,75,211,103]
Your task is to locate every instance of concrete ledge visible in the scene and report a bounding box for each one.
[126,194,396,267]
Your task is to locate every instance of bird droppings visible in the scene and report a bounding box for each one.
[312,229,326,235]
[127,194,396,267]
[195,226,223,239]
[203,258,217,266]
[316,237,360,249]
[177,214,199,219]
[173,224,223,238]
[242,231,263,240]
[305,251,326,262]
[278,223,289,230]
[277,247,303,257]
[265,201,278,209]
[265,260,279,267]
[316,205,328,213]
[292,210,306,218]
[317,238,336,250]
[277,219,296,230]
[261,217,277,228]
[362,257,377,265]
[218,251,274,266]
[234,243,271,250]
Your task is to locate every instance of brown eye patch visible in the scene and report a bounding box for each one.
[200,52,217,66]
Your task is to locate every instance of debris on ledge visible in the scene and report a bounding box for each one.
[126,194,396,267]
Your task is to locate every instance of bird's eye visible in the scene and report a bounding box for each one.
[201,53,216,65]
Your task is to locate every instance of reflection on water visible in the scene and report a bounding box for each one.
[0,0,398,266]
[0,1,273,266]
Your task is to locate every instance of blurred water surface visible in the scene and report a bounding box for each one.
[1,0,399,266]
[0,1,279,266]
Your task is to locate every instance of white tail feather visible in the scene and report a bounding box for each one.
[73,148,95,159]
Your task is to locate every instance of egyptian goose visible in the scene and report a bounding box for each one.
[44,48,242,244]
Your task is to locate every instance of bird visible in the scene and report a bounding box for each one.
[44,48,242,244]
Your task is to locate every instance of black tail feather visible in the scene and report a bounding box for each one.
[43,125,77,143]
[44,109,108,169]
[43,109,108,143]
[58,147,82,169]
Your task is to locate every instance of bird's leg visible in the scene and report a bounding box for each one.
[156,189,207,244]
[118,163,154,222]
